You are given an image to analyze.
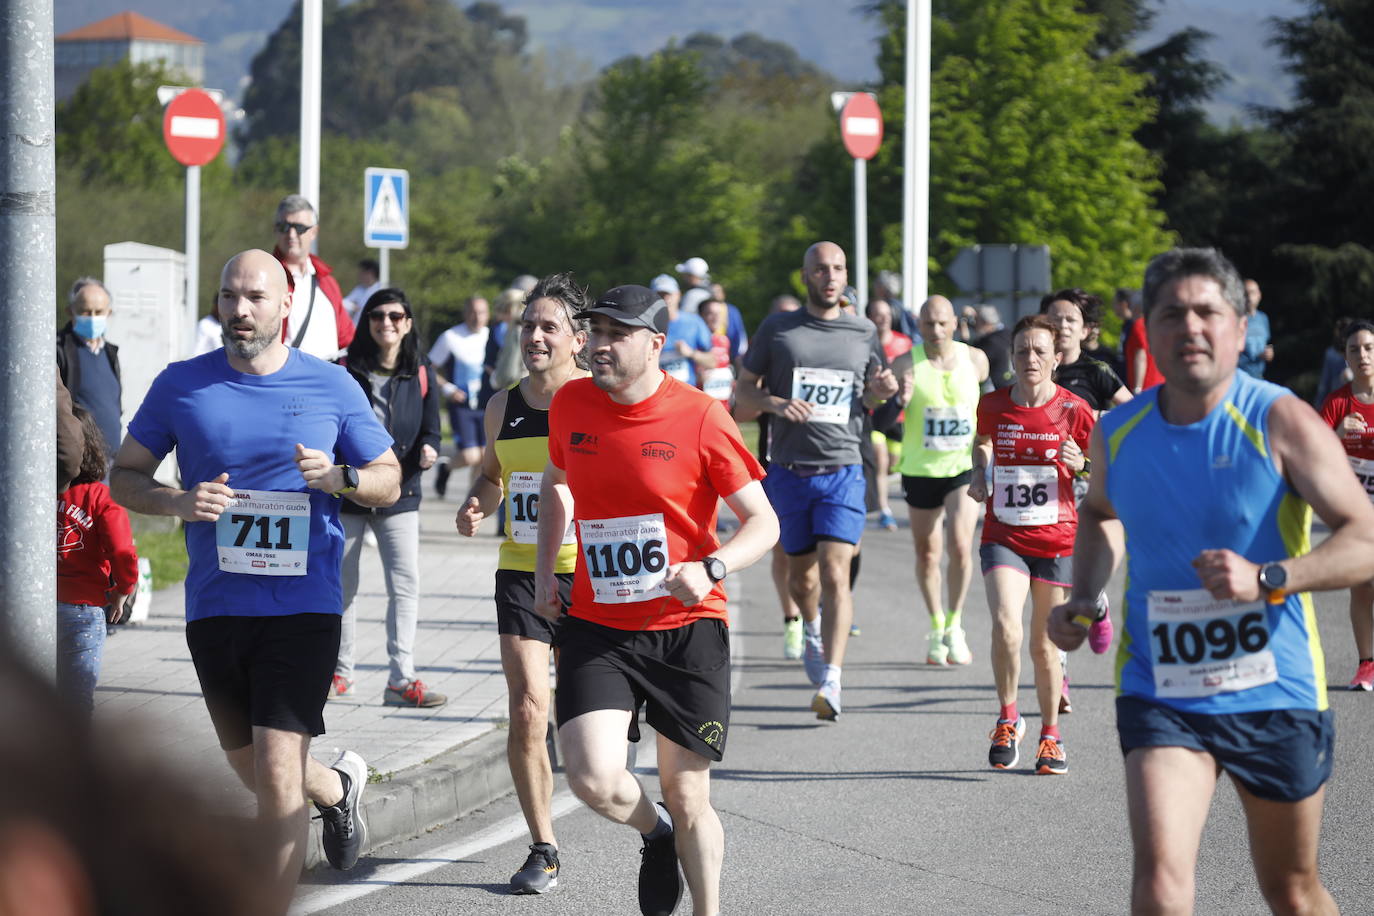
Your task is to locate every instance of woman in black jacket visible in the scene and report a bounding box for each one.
[333,288,447,707]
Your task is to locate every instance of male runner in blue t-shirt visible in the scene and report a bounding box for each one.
[1050,247,1374,914]
[111,250,400,905]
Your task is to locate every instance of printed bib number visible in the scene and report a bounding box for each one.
[661,356,691,382]
[215,489,310,576]
[578,513,670,604]
[1349,455,1374,504]
[703,367,734,401]
[991,465,1058,526]
[1147,589,1277,698]
[922,405,972,451]
[791,367,855,424]
[507,472,575,545]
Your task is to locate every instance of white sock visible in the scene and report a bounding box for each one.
[642,803,673,840]
[824,664,841,685]
[804,617,821,637]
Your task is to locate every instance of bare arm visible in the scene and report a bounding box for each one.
[1050,426,1127,649]
[110,437,233,522]
[967,434,993,503]
[1192,396,1374,600]
[969,346,990,385]
[456,391,508,535]
[534,461,573,620]
[1110,385,1132,406]
[662,480,779,606]
[1130,349,1147,394]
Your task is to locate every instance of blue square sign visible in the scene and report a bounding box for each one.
[364,167,409,249]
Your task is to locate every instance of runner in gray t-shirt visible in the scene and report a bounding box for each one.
[737,241,898,721]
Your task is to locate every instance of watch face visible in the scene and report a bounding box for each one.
[343,465,359,491]
[705,558,726,582]
[1262,563,1287,590]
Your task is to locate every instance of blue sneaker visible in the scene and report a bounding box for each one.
[802,625,825,686]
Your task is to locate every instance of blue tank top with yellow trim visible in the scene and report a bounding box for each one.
[1102,371,1326,713]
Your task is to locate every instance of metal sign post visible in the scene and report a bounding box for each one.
[364,167,410,284]
[836,92,883,311]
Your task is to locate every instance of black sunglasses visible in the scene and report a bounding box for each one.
[274,220,315,235]
[368,310,410,323]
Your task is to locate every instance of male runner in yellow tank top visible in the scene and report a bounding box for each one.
[456,272,588,894]
[891,296,989,665]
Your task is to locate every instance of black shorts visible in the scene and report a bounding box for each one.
[902,470,973,510]
[979,542,1073,587]
[495,569,573,645]
[555,616,731,762]
[1116,696,1335,803]
[186,613,341,750]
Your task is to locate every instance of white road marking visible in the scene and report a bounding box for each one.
[292,578,745,914]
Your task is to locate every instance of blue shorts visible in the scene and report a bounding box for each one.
[762,463,865,555]
[1116,695,1334,803]
[448,405,486,449]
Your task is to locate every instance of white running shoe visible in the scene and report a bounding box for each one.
[944,626,972,665]
[802,626,826,685]
[811,680,841,720]
[926,629,948,666]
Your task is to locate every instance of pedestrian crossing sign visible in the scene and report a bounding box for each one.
[364,167,409,248]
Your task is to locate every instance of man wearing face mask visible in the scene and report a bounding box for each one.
[57,277,122,456]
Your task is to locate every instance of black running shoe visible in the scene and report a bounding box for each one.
[510,842,559,894]
[987,717,1025,770]
[316,750,367,869]
[638,803,683,916]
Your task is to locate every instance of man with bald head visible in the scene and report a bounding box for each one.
[889,297,990,666]
[737,241,898,719]
[110,250,402,901]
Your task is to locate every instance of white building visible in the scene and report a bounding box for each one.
[56,11,204,101]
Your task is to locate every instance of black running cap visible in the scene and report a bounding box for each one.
[577,285,669,333]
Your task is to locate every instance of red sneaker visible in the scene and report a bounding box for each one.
[383,679,448,708]
[328,674,353,698]
[1350,660,1374,692]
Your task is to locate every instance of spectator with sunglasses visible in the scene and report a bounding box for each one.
[333,289,447,707]
[271,194,355,361]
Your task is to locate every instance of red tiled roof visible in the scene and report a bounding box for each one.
[57,11,201,44]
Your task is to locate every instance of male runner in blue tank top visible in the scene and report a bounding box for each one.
[1050,248,1374,914]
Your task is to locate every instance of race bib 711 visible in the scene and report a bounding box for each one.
[215,489,310,576]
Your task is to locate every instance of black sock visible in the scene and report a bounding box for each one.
[1361,657,1374,663]
[849,551,862,590]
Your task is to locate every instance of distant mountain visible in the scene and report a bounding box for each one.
[55,0,1304,123]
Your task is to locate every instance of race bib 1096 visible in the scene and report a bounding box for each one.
[1147,588,1277,698]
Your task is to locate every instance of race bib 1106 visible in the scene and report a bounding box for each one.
[578,513,670,604]
[215,489,311,576]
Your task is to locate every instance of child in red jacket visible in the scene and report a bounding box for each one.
[57,409,138,715]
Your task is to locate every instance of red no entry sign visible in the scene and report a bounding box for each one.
[840,92,883,161]
[163,89,225,167]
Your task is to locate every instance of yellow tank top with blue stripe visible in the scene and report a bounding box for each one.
[1102,372,1326,713]
[898,341,981,478]
[494,384,578,574]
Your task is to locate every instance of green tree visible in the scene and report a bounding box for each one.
[804,0,1173,302]
[57,59,228,188]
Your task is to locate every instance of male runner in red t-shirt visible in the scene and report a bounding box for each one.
[535,284,778,916]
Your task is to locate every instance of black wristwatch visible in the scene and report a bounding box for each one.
[336,464,360,496]
[1257,562,1288,604]
[702,556,727,583]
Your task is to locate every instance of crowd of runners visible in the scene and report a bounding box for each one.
[102,215,1374,914]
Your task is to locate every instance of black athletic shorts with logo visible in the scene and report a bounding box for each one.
[495,569,573,645]
[186,612,341,750]
[555,615,731,762]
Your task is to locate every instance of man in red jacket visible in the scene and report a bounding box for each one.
[272,194,355,361]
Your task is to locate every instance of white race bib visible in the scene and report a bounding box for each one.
[507,472,576,545]
[215,489,311,576]
[922,405,972,451]
[662,356,691,382]
[703,366,734,401]
[991,464,1058,526]
[1147,589,1277,698]
[791,367,854,424]
[1349,455,1374,504]
[578,513,670,604]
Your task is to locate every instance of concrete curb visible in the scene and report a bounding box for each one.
[305,727,515,870]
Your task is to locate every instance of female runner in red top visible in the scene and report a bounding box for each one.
[969,315,1094,775]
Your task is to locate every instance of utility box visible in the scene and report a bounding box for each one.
[103,242,188,432]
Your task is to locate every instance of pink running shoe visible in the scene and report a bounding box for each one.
[1088,602,1114,655]
[1350,660,1374,691]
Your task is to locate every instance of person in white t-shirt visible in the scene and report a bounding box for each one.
[428,296,490,497]
[342,258,381,324]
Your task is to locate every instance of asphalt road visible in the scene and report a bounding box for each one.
[294,515,1374,915]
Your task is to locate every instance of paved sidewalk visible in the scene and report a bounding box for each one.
[96,488,520,862]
